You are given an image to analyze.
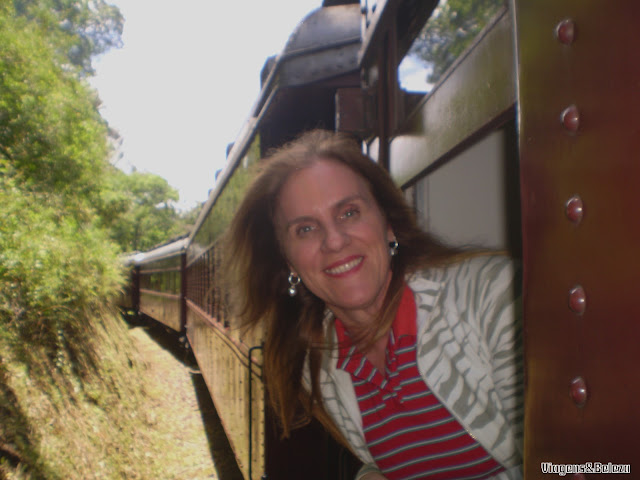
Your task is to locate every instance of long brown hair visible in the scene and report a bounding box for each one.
[222,130,461,437]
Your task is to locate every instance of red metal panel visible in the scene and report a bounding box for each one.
[514,0,640,475]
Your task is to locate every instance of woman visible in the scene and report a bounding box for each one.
[223,130,523,479]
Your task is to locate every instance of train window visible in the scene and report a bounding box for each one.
[412,121,521,256]
[207,251,214,320]
[398,0,506,94]
[207,248,215,317]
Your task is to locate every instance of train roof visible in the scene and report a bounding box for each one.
[190,4,361,243]
[257,4,360,91]
[127,237,188,266]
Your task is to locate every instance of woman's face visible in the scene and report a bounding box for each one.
[274,158,395,324]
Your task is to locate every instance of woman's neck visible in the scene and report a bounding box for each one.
[362,333,389,374]
[336,310,391,374]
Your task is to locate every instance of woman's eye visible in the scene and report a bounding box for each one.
[341,208,359,220]
[296,225,314,236]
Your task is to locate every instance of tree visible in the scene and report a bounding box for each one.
[107,170,188,252]
[1,0,126,357]
[0,2,113,212]
[2,2,189,256]
[12,0,124,74]
[406,0,504,85]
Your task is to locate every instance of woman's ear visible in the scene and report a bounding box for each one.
[387,225,396,243]
[286,265,298,277]
[282,255,296,277]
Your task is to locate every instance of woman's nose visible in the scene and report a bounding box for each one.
[322,223,349,252]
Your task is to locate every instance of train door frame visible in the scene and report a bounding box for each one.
[513,0,640,475]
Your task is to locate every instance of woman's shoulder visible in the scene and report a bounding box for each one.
[409,254,522,344]
[408,254,520,312]
[410,253,517,286]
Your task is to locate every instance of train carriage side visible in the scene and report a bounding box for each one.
[350,0,640,477]
[185,5,363,480]
[135,237,188,332]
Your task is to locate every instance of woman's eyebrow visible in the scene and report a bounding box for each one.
[283,194,366,230]
[333,194,365,211]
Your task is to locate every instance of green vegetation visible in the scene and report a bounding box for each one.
[0,1,197,477]
[105,169,189,253]
[408,0,505,84]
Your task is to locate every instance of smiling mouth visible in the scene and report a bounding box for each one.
[324,257,363,275]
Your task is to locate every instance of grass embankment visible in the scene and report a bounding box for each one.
[0,181,150,478]
[0,310,232,480]
[0,310,175,479]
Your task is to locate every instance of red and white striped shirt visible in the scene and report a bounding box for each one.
[335,285,504,480]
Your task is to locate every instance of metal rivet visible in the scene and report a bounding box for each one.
[561,105,580,132]
[556,19,576,45]
[568,285,586,315]
[565,195,584,224]
[570,376,588,407]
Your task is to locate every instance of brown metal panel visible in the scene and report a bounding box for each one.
[377,25,394,170]
[335,87,373,136]
[513,0,640,476]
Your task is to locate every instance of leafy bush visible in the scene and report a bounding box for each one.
[0,172,125,371]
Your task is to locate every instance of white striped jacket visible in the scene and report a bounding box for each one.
[313,255,523,479]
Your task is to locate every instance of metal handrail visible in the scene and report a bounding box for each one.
[247,344,264,480]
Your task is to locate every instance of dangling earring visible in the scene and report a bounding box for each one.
[288,272,301,296]
[389,240,399,257]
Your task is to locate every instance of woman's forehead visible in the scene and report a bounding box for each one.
[272,159,384,232]
[280,159,372,202]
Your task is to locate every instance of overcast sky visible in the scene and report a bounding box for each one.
[91,0,322,211]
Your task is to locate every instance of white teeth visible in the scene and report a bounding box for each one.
[325,257,362,275]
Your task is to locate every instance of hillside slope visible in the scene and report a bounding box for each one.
[0,313,242,480]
